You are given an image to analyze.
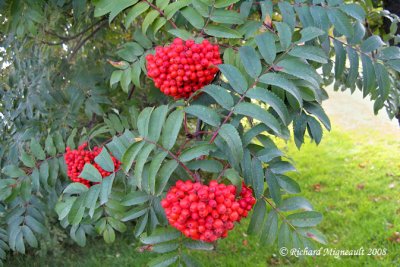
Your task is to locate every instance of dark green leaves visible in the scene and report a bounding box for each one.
[219,64,248,94]
[181,7,204,29]
[161,109,184,150]
[235,102,282,136]
[327,9,353,37]
[275,22,292,50]
[287,211,323,227]
[79,163,102,182]
[2,165,26,178]
[259,73,303,107]
[95,148,114,172]
[255,32,276,64]
[361,36,385,53]
[204,25,242,39]
[201,85,234,109]
[218,124,243,166]
[185,105,220,127]
[239,46,261,78]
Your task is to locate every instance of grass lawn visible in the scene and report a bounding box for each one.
[6,127,400,267]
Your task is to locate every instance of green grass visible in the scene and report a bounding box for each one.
[7,127,400,267]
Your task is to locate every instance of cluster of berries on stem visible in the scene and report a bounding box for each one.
[161,180,256,242]
[146,38,221,99]
[64,143,120,187]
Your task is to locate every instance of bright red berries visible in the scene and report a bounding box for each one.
[64,143,120,187]
[161,180,256,242]
[146,38,222,99]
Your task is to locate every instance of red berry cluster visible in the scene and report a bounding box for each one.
[161,180,256,242]
[64,143,120,187]
[146,38,222,99]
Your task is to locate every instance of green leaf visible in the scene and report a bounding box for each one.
[180,144,216,162]
[95,148,114,172]
[327,9,353,37]
[142,10,159,34]
[215,0,240,8]
[109,0,138,23]
[339,3,366,21]
[289,45,328,63]
[234,102,282,136]
[210,10,244,25]
[122,141,145,172]
[22,225,38,248]
[346,47,359,89]
[100,174,114,205]
[278,196,313,211]
[187,160,223,173]
[297,26,325,43]
[161,109,184,150]
[156,160,179,195]
[152,242,179,253]
[276,175,301,194]
[248,199,266,235]
[63,183,89,194]
[304,102,331,130]
[45,135,56,156]
[164,0,191,19]
[148,152,168,195]
[148,253,179,267]
[103,225,115,244]
[134,143,155,190]
[260,210,278,245]
[181,7,204,29]
[256,148,283,163]
[361,54,376,97]
[137,106,154,138]
[2,165,25,178]
[275,22,292,50]
[141,229,180,244]
[53,132,66,153]
[131,63,142,88]
[298,228,327,244]
[251,157,264,198]
[278,1,295,29]
[25,215,47,234]
[259,73,303,107]
[30,138,45,160]
[266,169,281,204]
[79,163,102,182]
[184,240,214,250]
[203,25,242,39]
[361,36,385,53]
[223,169,242,193]
[287,211,323,227]
[201,85,234,110]
[374,62,390,101]
[108,217,127,233]
[15,231,25,254]
[148,105,169,142]
[333,39,346,80]
[276,58,321,89]
[219,64,248,94]
[20,178,32,201]
[185,105,220,127]
[156,0,169,10]
[168,29,192,40]
[125,2,149,27]
[278,223,291,249]
[387,59,400,72]
[246,87,290,125]
[255,32,276,64]
[85,184,101,217]
[239,46,262,78]
[122,191,150,206]
[110,70,122,87]
[218,124,243,165]
[122,207,148,221]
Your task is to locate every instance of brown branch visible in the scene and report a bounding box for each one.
[68,20,108,62]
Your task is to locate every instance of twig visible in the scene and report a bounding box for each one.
[128,85,136,100]
[68,20,108,62]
